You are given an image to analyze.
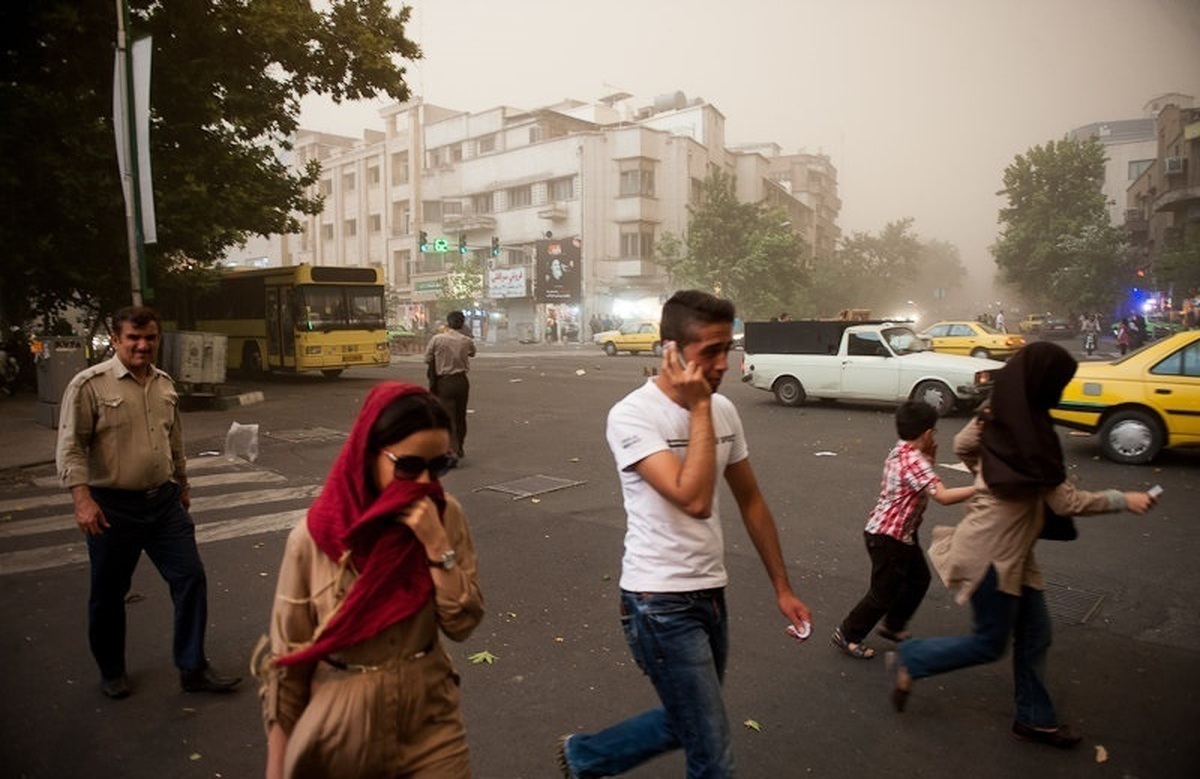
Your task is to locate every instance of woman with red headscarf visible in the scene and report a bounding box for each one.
[257,382,483,778]
[887,342,1156,749]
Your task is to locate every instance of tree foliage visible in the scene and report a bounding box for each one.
[657,171,809,320]
[1155,225,1200,300]
[992,136,1127,312]
[0,0,421,330]
[806,219,966,316]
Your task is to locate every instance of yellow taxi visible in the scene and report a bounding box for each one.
[594,320,661,356]
[920,320,1027,360]
[1051,331,1200,464]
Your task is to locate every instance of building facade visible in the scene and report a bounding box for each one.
[248,92,836,343]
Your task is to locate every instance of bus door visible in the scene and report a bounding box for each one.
[265,287,286,368]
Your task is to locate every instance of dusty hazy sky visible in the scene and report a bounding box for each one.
[301,0,1200,291]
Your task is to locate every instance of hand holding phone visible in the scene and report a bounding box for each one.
[1148,484,1163,498]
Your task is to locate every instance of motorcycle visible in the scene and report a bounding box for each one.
[1083,330,1097,356]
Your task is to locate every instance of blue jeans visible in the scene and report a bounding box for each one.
[86,483,209,679]
[899,566,1057,727]
[565,589,733,778]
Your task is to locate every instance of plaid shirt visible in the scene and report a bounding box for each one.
[863,440,937,544]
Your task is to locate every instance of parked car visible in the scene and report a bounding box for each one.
[1050,331,1200,464]
[1039,315,1075,339]
[920,320,1027,360]
[594,320,661,356]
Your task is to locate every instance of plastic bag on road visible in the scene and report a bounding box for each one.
[225,421,259,463]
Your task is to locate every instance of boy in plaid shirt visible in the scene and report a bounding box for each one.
[832,401,976,659]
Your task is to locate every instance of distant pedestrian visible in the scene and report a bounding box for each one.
[556,290,811,778]
[832,401,975,660]
[424,310,475,458]
[56,305,241,700]
[994,310,1007,333]
[1116,319,1130,355]
[888,342,1157,748]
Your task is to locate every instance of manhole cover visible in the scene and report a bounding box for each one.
[475,474,586,501]
[1043,580,1107,624]
[267,427,347,444]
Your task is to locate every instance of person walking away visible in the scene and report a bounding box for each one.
[424,310,475,458]
[56,305,241,700]
[832,401,975,660]
[256,383,484,778]
[994,310,1006,333]
[888,342,1157,748]
[557,290,811,778]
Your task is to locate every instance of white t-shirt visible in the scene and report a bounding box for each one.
[606,379,749,592]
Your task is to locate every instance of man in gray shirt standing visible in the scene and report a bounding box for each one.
[424,310,476,459]
[56,306,241,699]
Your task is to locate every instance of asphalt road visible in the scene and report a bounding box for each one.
[1,346,1196,778]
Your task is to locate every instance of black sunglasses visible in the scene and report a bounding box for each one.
[384,450,458,479]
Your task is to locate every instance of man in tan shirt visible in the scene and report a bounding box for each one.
[57,306,241,699]
[423,310,475,458]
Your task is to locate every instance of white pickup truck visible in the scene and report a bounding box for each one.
[739,320,1004,415]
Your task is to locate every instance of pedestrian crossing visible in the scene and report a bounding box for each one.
[0,454,320,576]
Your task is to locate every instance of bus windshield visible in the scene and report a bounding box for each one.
[297,285,386,331]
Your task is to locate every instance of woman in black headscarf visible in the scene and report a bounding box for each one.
[889,342,1156,748]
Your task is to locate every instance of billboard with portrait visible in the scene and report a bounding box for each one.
[535,237,581,303]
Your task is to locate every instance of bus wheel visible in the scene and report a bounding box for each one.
[321,368,344,379]
[242,342,264,377]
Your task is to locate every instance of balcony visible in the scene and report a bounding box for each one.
[1123,209,1149,237]
[537,202,569,221]
[443,212,497,231]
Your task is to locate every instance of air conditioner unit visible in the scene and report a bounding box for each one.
[1164,156,1185,175]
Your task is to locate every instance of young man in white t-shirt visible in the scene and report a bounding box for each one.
[557,290,811,778]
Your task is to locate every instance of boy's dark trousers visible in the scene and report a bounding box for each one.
[840,530,931,643]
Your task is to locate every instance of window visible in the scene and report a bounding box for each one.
[926,324,949,338]
[392,201,410,235]
[847,332,884,357]
[690,177,704,204]
[548,176,574,201]
[619,162,656,197]
[321,224,334,242]
[427,147,444,167]
[393,249,411,286]
[1151,342,1200,377]
[369,214,382,233]
[450,144,463,163]
[478,134,496,154]
[1128,159,1153,180]
[344,219,357,237]
[391,151,409,185]
[619,224,656,258]
[948,324,973,337]
[320,179,332,196]
[508,185,532,209]
[368,166,380,186]
[472,193,493,214]
[343,172,356,191]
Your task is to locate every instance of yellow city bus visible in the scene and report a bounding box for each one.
[191,264,390,377]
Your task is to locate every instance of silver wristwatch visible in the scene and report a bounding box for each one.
[429,550,457,570]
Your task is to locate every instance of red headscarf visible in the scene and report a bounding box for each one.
[275,382,445,667]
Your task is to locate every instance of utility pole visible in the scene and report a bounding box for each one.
[115,0,147,305]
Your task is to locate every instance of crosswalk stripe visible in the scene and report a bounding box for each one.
[0,508,308,576]
[0,470,288,514]
[24,455,261,490]
[0,485,321,540]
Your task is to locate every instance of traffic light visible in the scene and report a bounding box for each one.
[459,234,468,255]
[491,236,500,257]
[419,231,429,252]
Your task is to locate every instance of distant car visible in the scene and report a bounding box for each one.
[1051,331,1200,464]
[920,320,1027,360]
[595,320,661,356]
[1019,314,1049,334]
[1039,316,1075,339]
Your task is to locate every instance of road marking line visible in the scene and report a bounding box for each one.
[0,470,288,514]
[0,508,307,576]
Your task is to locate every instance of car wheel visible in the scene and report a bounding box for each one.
[1098,409,1163,465]
[913,380,955,416]
[772,376,806,407]
[603,342,617,356]
[242,341,264,377]
[970,348,990,359]
[652,341,663,357]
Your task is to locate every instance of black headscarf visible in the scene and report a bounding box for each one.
[980,341,1077,498]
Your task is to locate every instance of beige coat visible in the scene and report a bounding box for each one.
[928,418,1125,604]
[258,496,484,778]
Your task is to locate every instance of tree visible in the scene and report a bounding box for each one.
[992,136,1127,312]
[1154,225,1200,301]
[657,171,809,320]
[0,0,421,331]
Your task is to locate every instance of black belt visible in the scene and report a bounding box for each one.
[93,482,174,501]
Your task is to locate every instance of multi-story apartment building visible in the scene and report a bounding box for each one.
[1070,117,1158,227]
[1125,100,1200,282]
[261,92,836,342]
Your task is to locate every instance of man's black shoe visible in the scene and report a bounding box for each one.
[101,674,132,699]
[181,665,242,694]
[1011,721,1082,749]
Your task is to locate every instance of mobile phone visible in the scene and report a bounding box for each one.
[1148,484,1163,498]
[666,340,688,369]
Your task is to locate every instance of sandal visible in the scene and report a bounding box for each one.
[876,626,911,643]
[831,627,876,659]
